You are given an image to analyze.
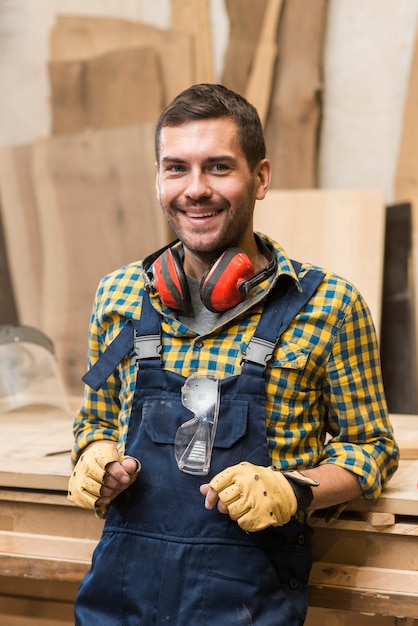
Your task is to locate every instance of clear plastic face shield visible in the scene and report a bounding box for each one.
[0,325,70,415]
[174,372,220,475]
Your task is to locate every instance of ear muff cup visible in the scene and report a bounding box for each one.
[200,248,254,312]
[152,248,192,315]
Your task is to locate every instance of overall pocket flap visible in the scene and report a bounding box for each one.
[142,397,248,449]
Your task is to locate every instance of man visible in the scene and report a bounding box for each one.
[69,83,399,625]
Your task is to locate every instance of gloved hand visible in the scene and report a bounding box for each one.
[68,441,141,510]
[209,461,317,532]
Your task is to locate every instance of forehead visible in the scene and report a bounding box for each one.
[158,118,243,159]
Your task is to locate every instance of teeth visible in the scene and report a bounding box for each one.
[185,211,218,218]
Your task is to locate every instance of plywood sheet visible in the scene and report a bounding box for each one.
[394,27,418,369]
[348,459,418,517]
[31,124,171,393]
[0,403,74,491]
[222,0,268,94]
[171,0,214,83]
[245,0,284,126]
[264,0,327,188]
[0,145,42,328]
[50,14,193,103]
[49,46,163,133]
[254,188,386,332]
[390,413,418,460]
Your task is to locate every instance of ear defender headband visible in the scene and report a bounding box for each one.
[142,237,277,315]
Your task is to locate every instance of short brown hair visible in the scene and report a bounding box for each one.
[155,83,266,170]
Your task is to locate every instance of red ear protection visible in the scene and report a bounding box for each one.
[152,248,192,315]
[145,238,276,314]
[200,248,254,312]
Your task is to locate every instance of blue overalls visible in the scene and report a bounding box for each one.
[75,265,323,625]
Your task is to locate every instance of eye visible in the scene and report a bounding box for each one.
[210,163,229,173]
[162,162,187,176]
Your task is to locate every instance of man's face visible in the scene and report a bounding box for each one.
[156,118,270,274]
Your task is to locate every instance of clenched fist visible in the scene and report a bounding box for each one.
[207,462,317,532]
[68,441,140,513]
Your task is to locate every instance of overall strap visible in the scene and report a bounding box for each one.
[82,263,325,391]
[241,262,324,375]
[82,292,161,391]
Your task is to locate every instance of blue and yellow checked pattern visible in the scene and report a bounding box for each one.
[72,234,399,502]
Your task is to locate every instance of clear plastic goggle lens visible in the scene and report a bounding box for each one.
[174,371,220,475]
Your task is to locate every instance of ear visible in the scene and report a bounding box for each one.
[155,161,161,203]
[255,159,272,201]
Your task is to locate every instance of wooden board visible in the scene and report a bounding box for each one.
[254,188,386,333]
[389,414,418,460]
[394,27,418,362]
[0,404,74,491]
[348,459,418,517]
[222,0,269,94]
[49,14,193,104]
[171,0,214,83]
[49,46,163,133]
[245,0,284,126]
[31,124,171,394]
[0,145,42,328]
[264,0,327,188]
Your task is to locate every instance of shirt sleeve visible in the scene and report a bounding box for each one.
[320,290,399,500]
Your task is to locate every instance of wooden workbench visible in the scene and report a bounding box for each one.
[0,404,416,625]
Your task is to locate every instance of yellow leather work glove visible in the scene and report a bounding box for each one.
[209,461,318,532]
[67,442,141,510]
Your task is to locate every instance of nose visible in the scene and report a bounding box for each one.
[184,169,212,201]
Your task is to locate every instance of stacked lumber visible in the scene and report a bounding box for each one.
[0,1,416,412]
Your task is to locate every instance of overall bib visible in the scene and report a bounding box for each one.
[75,267,323,626]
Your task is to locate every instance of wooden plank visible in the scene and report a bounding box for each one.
[311,514,418,571]
[49,46,163,134]
[309,562,418,595]
[254,189,386,333]
[222,0,269,94]
[49,14,193,104]
[0,595,74,626]
[0,490,103,540]
[0,404,73,491]
[306,608,396,626]
[264,0,327,188]
[308,580,418,619]
[0,145,42,328]
[31,124,170,394]
[171,0,214,83]
[394,27,418,373]
[389,413,418,459]
[245,0,284,126]
[0,530,96,563]
[347,459,418,517]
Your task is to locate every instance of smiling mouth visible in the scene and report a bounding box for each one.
[184,210,221,218]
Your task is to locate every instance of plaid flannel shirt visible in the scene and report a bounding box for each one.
[72,234,399,504]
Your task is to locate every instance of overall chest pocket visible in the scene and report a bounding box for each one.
[141,396,248,449]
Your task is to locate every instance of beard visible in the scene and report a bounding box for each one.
[161,187,255,257]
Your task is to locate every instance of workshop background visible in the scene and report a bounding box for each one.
[0,1,418,625]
